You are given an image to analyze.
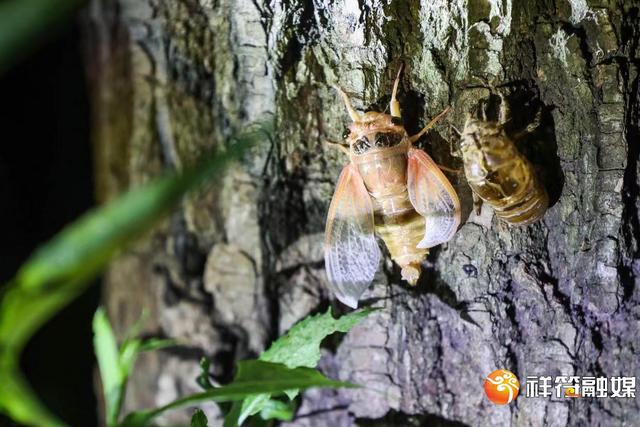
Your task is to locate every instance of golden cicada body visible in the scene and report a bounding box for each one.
[460,94,548,226]
[324,68,460,308]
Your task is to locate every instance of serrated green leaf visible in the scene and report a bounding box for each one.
[121,360,354,427]
[228,308,376,426]
[261,308,377,368]
[191,409,208,427]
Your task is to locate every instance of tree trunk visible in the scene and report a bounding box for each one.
[84,0,640,425]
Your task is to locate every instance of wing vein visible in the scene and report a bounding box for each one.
[407,149,461,249]
[324,164,381,308]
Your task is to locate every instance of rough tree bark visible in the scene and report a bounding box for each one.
[84,0,640,425]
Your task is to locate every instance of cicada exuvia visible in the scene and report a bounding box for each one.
[459,90,548,225]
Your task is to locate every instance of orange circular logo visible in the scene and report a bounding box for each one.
[484,369,520,405]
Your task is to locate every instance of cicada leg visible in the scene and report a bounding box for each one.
[409,106,451,144]
[498,92,511,125]
[472,192,483,215]
[448,125,463,158]
[436,163,463,175]
[512,108,542,141]
[475,98,489,122]
[436,163,461,174]
[484,180,510,198]
[325,140,350,155]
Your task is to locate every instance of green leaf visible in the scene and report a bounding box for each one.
[228,308,376,426]
[191,409,208,427]
[0,125,267,427]
[0,280,83,427]
[261,308,376,368]
[93,307,179,427]
[118,339,143,382]
[121,360,354,427]
[258,399,295,422]
[137,338,177,353]
[0,365,66,427]
[197,358,215,391]
[93,308,125,427]
[121,308,150,343]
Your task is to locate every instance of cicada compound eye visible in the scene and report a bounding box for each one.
[374,132,403,148]
[353,136,370,154]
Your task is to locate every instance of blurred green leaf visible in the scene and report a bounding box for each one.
[197,358,215,391]
[94,307,179,427]
[121,360,354,427]
[94,308,124,427]
[0,0,85,74]
[0,125,267,426]
[258,399,295,422]
[0,363,66,427]
[137,338,177,352]
[226,308,376,426]
[191,409,208,427]
[0,281,83,427]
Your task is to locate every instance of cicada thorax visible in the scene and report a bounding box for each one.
[348,116,427,285]
[461,120,548,225]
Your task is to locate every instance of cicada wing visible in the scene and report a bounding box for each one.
[324,163,381,308]
[407,148,461,249]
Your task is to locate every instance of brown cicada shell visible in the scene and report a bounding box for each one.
[460,92,549,225]
[324,67,461,308]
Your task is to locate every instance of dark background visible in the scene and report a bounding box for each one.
[0,16,98,426]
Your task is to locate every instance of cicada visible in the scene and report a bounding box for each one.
[459,91,548,225]
[324,67,461,308]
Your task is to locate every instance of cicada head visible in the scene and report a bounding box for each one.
[337,66,413,156]
[460,112,511,155]
[337,89,407,155]
[345,112,407,155]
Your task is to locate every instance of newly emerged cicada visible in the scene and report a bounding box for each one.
[459,91,549,225]
[324,67,461,308]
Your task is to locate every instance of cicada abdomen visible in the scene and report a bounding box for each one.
[324,67,460,308]
[351,137,427,286]
[460,94,548,226]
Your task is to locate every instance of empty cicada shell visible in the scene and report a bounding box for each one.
[459,91,549,225]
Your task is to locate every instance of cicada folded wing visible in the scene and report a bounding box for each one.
[324,163,381,308]
[407,148,461,249]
